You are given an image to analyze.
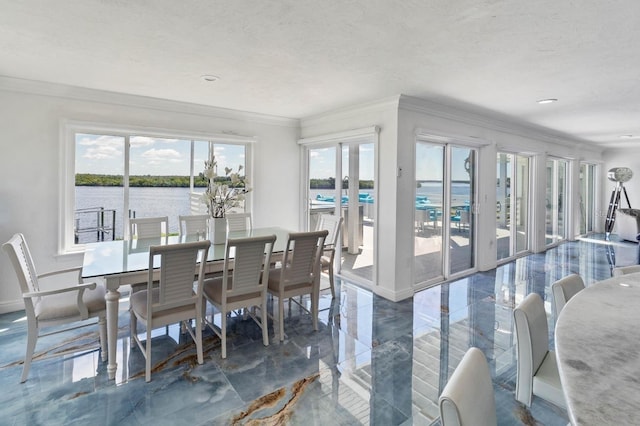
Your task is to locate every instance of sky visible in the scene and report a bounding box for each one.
[414,143,471,181]
[309,145,375,181]
[76,133,472,181]
[75,134,246,176]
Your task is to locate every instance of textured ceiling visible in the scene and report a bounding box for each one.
[2,0,640,146]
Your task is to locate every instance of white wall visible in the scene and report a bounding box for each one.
[0,78,300,313]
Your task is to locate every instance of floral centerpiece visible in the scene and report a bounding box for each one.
[201,155,251,218]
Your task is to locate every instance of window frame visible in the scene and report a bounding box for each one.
[59,120,255,254]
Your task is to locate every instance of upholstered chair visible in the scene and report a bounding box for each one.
[129,240,210,382]
[267,230,328,341]
[315,213,343,298]
[439,347,497,426]
[202,234,276,358]
[513,292,566,408]
[551,274,585,317]
[3,233,107,383]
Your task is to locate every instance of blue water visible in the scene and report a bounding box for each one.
[75,186,194,242]
[311,182,472,205]
[76,182,475,243]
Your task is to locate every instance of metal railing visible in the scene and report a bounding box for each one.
[74,207,116,243]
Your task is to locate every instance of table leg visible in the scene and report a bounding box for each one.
[105,287,120,380]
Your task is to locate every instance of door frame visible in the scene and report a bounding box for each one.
[299,126,380,289]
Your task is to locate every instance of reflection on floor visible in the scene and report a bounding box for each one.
[0,234,637,425]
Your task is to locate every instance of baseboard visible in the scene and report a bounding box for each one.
[0,300,24,315]
[373,285,414,302]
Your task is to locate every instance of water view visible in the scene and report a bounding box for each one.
[75,186,195,242]
[75,182,474,243]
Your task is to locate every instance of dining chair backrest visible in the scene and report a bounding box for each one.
[221,235,276,299]
[130,216,168,239]
[178,214,209,236]
[513,292,566,409]
[612,264,640,277]
[226,212,252,232]
[280,230,328,286]
[3,233,40,298]
[315,213,343,249]
[147,240,210,314]
[439,347,497,426]
[514,293,549,396]
[551,273,585,316]
[189,191,208,215]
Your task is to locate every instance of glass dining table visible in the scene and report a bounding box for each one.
[81,226,292,380]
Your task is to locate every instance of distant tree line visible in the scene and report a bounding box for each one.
[75,174,242,187]
[76,174,372,189]
[309,178,374,189]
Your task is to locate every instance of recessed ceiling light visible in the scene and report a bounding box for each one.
[536,98,558,104]
[620,134,635,139]
[201,74,220,82]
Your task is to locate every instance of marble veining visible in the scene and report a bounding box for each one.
[0,234,637,425]
[555,271,640,425]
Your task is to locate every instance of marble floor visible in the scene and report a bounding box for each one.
[1,234,637,425]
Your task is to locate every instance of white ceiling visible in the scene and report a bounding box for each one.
[2,0,640,147]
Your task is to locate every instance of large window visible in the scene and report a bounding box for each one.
[61,123,253,252]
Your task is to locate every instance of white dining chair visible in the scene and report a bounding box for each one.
[513,292,566,409]
[202,234,276,358]
[267,230,328,341]
[439,347,497,426]
[129,216,168,239]
[178,214,209,236]
[551,273,585,317]
[612,264,640,277]
[2,233,107,383]
[315,213,343,298]
[226,212,252,232]
[129,240,210,382]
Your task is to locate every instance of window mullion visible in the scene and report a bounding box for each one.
[123,135,131,239]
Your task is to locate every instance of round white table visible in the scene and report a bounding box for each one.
[555,271,640,425]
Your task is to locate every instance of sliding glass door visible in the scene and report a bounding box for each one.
[579,163,597,235]
[415,141,476,285]
[546,158,568,245]
[307,141,375,285]
[496,153,530,261]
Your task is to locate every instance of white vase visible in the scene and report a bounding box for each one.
[209,217,227,244]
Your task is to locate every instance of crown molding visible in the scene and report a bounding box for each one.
[599,141,640,150]
[300,95,401,127]
[398,94,603,153]
[0,75,299,128]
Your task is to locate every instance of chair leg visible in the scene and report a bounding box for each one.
[21,322,38,383]
[145,327,152,382]
[328,268,336,299]
[98,315,107,362]
[261,299,269,347]
[312,290,319,332]
[201,298,211,326]
[221,309,227,359]
[278,296,285,342]
[195,317,203,365]
[130,310,137,345]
